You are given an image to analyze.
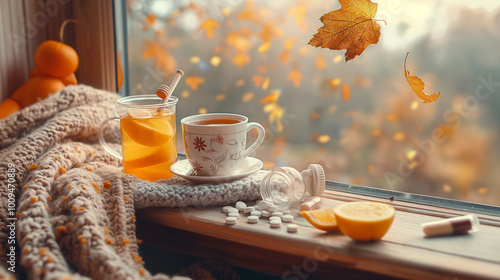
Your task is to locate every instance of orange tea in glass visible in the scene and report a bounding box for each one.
[99,95,178,181]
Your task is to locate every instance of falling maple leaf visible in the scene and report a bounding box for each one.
[404,52,440,103]
[185,76,205,91]
[341,83,351,101]
[142,40,177,77]
[288,70,303,87]
[198,18,219,39]
[308,0,384,62]
[260,90,285,132]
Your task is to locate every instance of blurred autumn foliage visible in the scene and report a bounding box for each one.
[125,0,500,205]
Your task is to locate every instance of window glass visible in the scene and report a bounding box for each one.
[122,0,500,206]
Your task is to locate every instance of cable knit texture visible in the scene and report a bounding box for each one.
[0,85,264,279]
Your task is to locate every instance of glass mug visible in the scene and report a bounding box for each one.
[98,95,178,181]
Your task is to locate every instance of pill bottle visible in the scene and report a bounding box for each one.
[260,164,325,210]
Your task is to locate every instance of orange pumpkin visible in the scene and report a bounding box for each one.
[11,76,66,108]
[29,67,77,86]
[0,98,21,119]
[34,40,78,78]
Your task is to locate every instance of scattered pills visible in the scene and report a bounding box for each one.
[235,201,247,211]
[250,210,262,217]
[268,205,278,213]
[261,210,271,218]
[257,200,269,211]
[300,196,322,212]
[244,206,255,214]
[272,212,283,218]
[228,212,240,218]
[247,216,259,224]
[227,207,239,214]
[269,216,281,221]
[282,210,291,215]
[287,224,298,233]
[270,219,282,228]
[282,215,294,223]
[222,206,233,213]
[226,217,237,225]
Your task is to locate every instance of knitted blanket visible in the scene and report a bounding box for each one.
[0,85,265,279]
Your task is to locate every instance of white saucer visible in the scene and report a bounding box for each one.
[170,157,263,184]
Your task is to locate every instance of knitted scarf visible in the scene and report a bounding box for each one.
[0,85,264,279]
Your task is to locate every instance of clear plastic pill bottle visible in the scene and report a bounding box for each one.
[260,164,325,210]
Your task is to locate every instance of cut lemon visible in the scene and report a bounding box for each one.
[120,114,174,147]
[300,208,339,231]
[333,201,395,241]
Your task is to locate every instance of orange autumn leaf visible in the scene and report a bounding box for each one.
[253,76,264,87]
[308,0,383,62]
[185,76,205,91]
[316,54,326,70]
[287,5,308,32]
[288,70,303,88]
[259,90,281,104]
[341,83,351,102]
[404,52,440,103]
[236,0,260,24]
[232,53,251,68]
[198,18,219,39]
[142,40,177,77]
[259,22,284,43]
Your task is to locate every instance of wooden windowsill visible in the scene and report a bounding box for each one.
[137,190,500,280]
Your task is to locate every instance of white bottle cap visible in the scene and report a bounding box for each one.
[301,164,325,196]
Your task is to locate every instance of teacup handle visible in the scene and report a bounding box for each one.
[242,122,265,159]
[98,117,123,160]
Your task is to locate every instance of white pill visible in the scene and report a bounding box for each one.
[244,206,255,213]
[270,219,282,228]
[282,210,291,215]
[247,216,259,224]
[227,207,239,214]
[226,217,237,225]
[222,206,233,213]
[261,210,271,218]
[228,212,240,218]
[282,215,294,223]
[268,205,278,213]
[257,201,269,211]
[250,210,262,217]
[269,216,281,221]
[272,212,283,218]
[287,224,298,233]
[235,201,247,211]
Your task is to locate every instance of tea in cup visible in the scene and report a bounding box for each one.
[98,95,178,181]
[181,113,265,176]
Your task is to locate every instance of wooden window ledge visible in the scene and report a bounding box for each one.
[137,190,500,280]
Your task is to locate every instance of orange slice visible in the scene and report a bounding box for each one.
[122,137,176,170]
[333,201,395,241]
[120,114,174,147]
[300,208,339,231]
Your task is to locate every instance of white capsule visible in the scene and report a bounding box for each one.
[287,224,298,233]
[235,201,247,211]
[270,219,282,228]
[300,196,322,212]
[226,217,237,225]
[247,216,259,224]
[228,212,240,219]
[257,200,269,211]
[272,212,283,218]
[244,206,255,214]
[282,215,294,223]
[261,210,271,218]
[250,210,262,217]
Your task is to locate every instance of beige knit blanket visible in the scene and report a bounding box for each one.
[0,85,263,279]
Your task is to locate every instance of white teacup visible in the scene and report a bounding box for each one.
[181,113,265,176]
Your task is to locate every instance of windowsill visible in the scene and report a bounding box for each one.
[136,187,500,279]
